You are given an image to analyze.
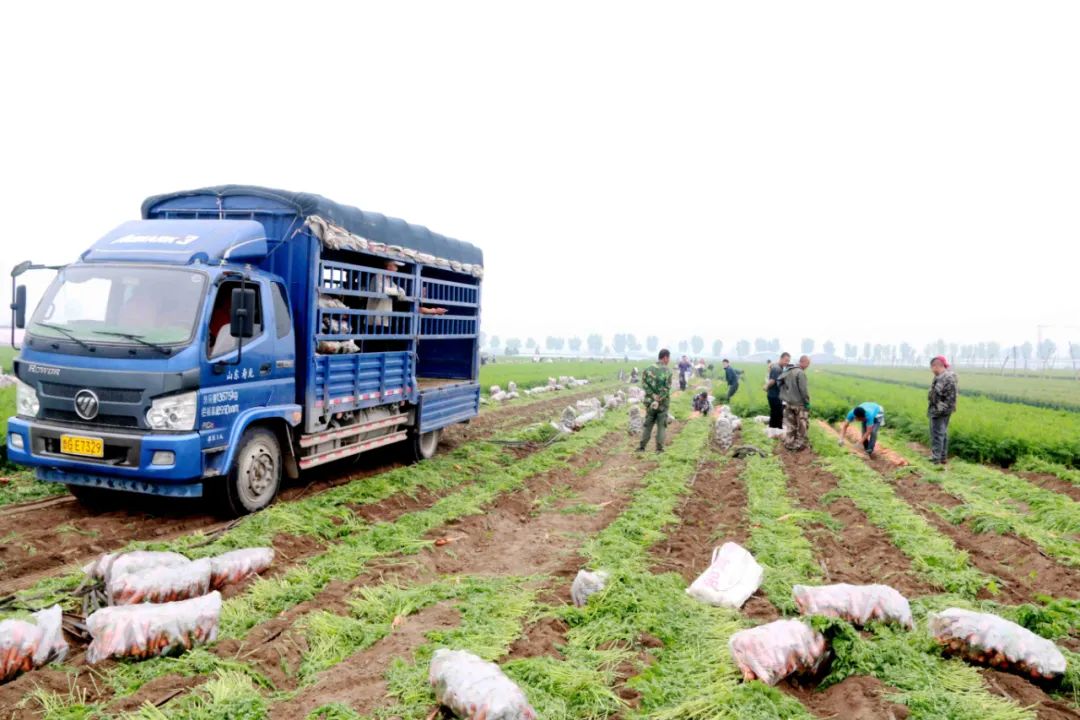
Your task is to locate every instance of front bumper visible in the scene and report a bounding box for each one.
[6,417,205,496]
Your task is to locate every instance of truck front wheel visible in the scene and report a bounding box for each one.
[405,428,440,463]
[222,427,282,516]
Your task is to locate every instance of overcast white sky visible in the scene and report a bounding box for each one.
[1,1,1077,356]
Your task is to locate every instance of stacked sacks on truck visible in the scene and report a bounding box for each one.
[316,295,360,354]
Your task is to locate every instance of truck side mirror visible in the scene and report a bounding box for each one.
[230,288,257,339]
[11,285,26,329]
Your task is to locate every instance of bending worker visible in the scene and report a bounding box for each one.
[839,402,885,458]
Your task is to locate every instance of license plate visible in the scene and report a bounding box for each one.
[60,435,104,458]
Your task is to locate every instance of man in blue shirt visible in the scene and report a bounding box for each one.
[839,402,885,457]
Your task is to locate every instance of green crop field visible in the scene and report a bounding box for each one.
[826,364,1080,412]
[1,367,1077,719]
[478,358,636,390]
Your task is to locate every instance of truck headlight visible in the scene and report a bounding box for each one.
[146,391,197,431]
[15,379,40,418]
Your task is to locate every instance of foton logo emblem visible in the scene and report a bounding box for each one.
[74,390,100,420]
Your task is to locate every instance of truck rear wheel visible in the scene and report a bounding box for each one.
[221,427,281,516]
[404,428,440,463]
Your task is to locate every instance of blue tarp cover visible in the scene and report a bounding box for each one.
[141,185,482,268]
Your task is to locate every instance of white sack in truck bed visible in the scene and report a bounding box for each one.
[429,648,537,720]
[929,608,1067,680]
[86,592,222,664]
[728,619,828,685]
[0,605,67,683]
[793,583,913,629]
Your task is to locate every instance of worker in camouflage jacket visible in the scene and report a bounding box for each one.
[928,355,958,464]
[638,348,673,453]
[779,355,812,451]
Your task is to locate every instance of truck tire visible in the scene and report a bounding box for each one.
[221,427,282,516]
[404,428,440,464]
[67,484,115,510]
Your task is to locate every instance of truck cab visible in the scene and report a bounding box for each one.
[7,186,483,515]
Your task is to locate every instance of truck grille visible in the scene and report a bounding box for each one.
[41,409,140,428]
[39,382,142,403]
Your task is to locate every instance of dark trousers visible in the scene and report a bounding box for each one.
[930,414,951,462]
[862,416,883,453]
[639,405,668,451]
[726,383,739,402]
[767,396,783,429]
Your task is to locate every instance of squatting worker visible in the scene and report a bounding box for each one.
[692,388,711,415]
[928,355,958,465]
[779,355,811,451]
[839,402,885,458]
[638,348,673,453]
[764,352,791,430]
[722,359,741,403]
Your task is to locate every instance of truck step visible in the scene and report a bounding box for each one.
[297,430,408,470]
[299,415,409,448]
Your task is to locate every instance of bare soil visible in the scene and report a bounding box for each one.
[787,675,911,720]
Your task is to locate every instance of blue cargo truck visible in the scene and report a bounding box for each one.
[5,186,483,514]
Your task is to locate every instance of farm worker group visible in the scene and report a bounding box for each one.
[836,356,957,464]
[638,348,958,464]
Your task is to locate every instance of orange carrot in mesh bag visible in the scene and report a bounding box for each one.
[793,583,913,629]
[208,548,274,590]
[929,609,1066,681]
[83,550,190,583]
[0,605,67,684]
[86,592,221,664]
[429,649,537,720]
[106,558,211,606]
[728,619,828,685]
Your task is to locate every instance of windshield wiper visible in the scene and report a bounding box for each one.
[91,330,173,355]
[34,323,95,351]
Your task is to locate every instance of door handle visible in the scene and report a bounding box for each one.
[260,363,272,375]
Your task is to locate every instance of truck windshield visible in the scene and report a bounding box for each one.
[29,266,207,346]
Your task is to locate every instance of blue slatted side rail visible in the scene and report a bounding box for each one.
[419,315,478,338]
[313,351,413,415]
[420,277,478,307]
[318,309,414,340]
[321,261,415,300]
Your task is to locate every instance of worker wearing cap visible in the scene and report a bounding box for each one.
[839,402,885,457]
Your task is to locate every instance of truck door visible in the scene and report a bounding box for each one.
[198,279,276,450]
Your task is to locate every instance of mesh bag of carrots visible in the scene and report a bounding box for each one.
[84,550,189,583]
[728,619,828,685]
[86,592,221,664]
[0,605,67,683]
[429,649,537,720]
[209,548,275,590]
[929,608,1067,681]
[107,558,211,606]
[793,583,913,629]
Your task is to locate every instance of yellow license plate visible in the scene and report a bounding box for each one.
[60,435,104,458]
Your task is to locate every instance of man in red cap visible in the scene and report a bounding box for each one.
[928,356,958,465]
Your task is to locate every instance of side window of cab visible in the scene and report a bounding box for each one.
[208,281,264,358]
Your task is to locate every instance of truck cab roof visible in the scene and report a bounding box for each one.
[81,219,269,265]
